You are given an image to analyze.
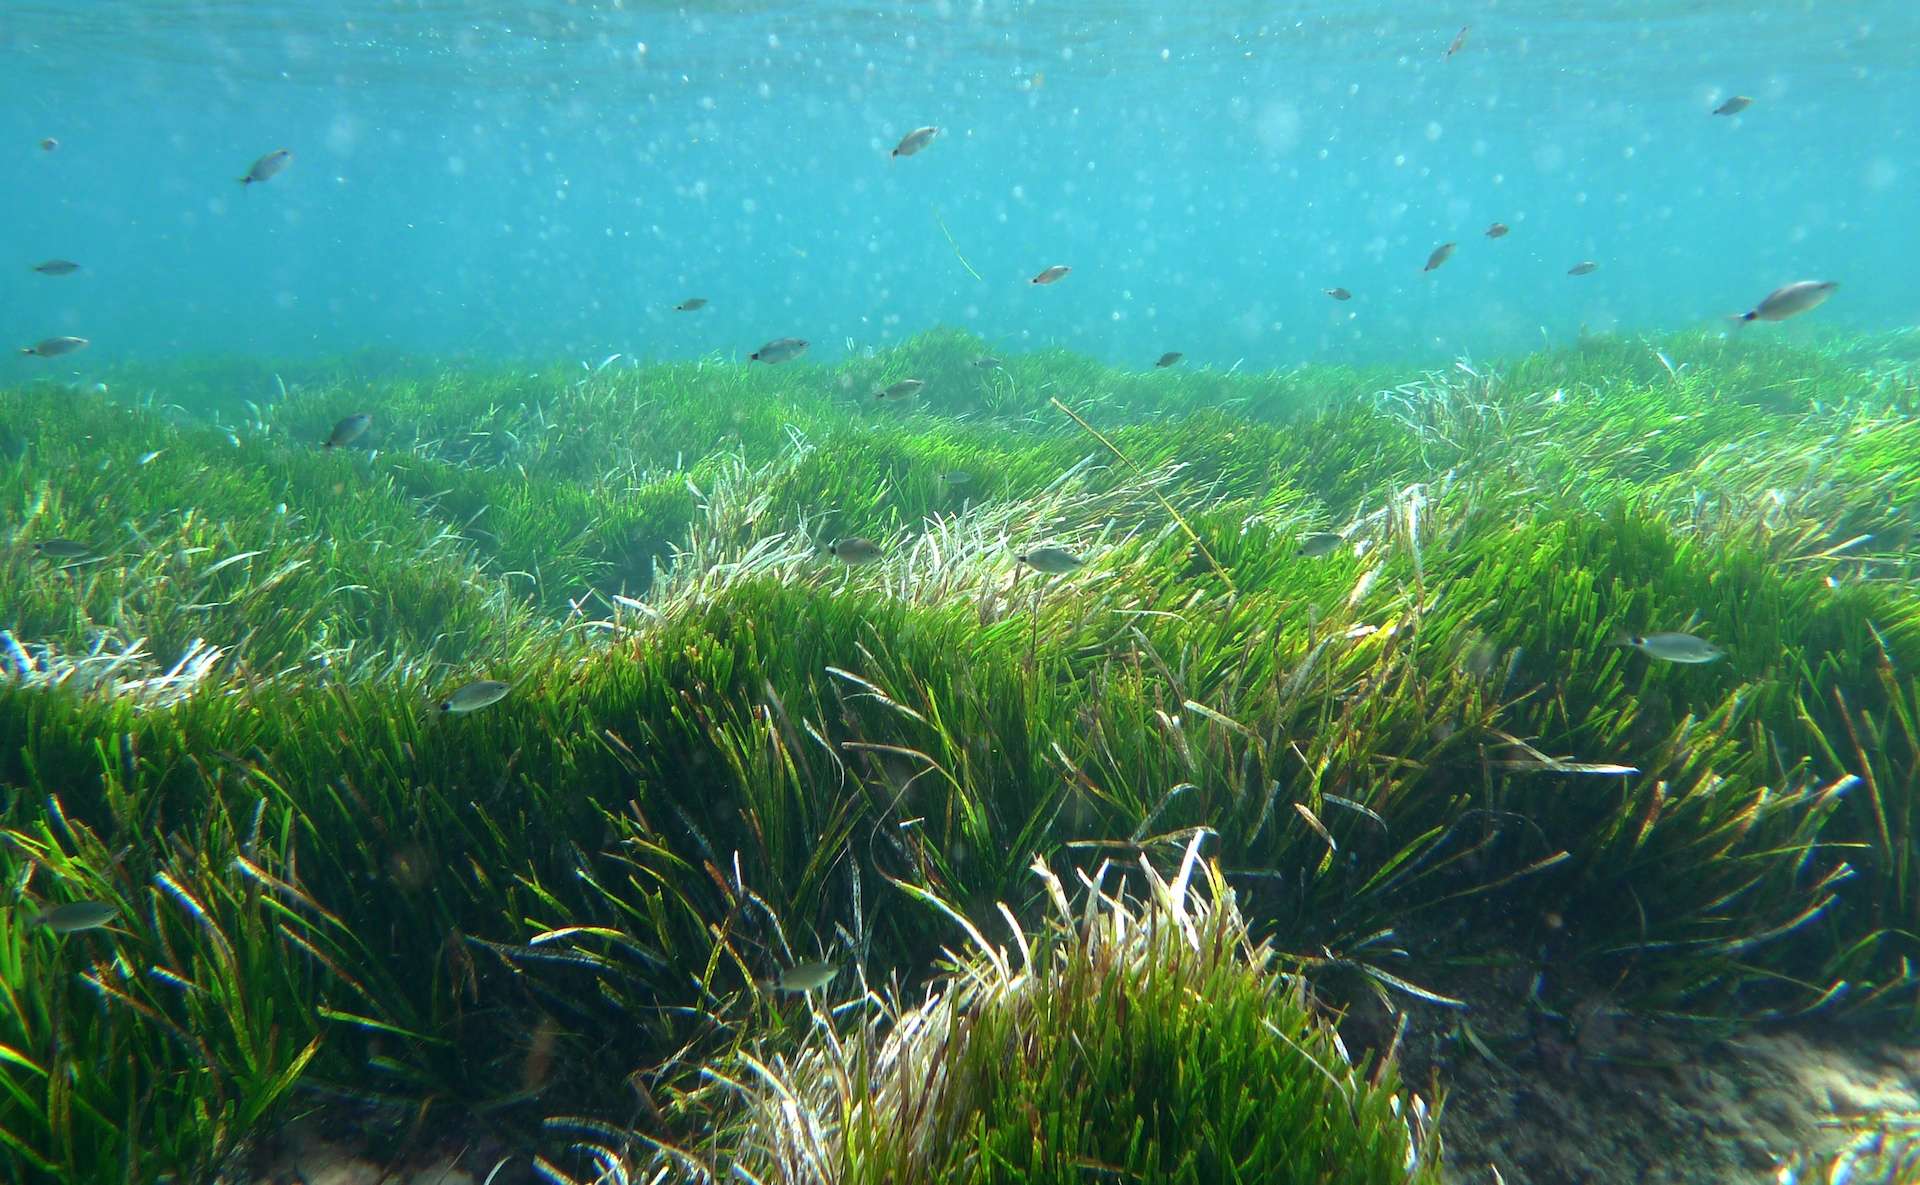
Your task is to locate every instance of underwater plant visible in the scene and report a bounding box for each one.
[0,329,1918,1182]
[697,835,1442,1185]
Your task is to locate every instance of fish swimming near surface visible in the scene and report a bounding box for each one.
[20,336,88,357]
[1713,96,1752,116]
[875,379,925,401]
[751,337,808,363]
[31,260,80,276]
[324,413,373,449]
[770,959,838,993]
[39,137,58,152]
[1568,261,1598,276]
[1737,280,1836,323]
[828,537,883,564]
[1485,222,1510,239]
[1296,532,1344,558]
[1030,265,1071,285]
[22,900,118,933]
[1018,546,1085,574]
[1445,25,1469,59]
[240,148,292,186]
[437,679,512,714]
[1613,632,1724,664]
[891,126,938,157]
[1155,352,1183,368]
[1424,243,1455,272]
[1324,287,1352,301]
[674,298,708,312]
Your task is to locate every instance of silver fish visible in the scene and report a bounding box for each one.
[1297,532,1344,558]
[1485,222,1510,239]
[324,413,372,449]
[24,900,119,933]
[940,470,976,490]
[1568,261,1598,276]
[829,537,883,564]
[773,959,838,993]
[240,148,293,186]
[891,126,939,158]
[1424,243,1455,272]
[1324,287,1352,301]
[1739,280,1836,323]
[1615,632,1724,664]
[31,260,80,276]
[20,336,88,358]
[1445,25,1469,59]
[751,338,809,364]
[438,679,512,713]
[1155,352,1184,368]
[674,298,708,312]
[1031,265,1071,285]
[32,539,92,560]
[1018,546,1084,574]
[972,355,1005,369]
[1713,96,1752,116]
[876,379,925,401]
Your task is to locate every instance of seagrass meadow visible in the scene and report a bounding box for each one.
[3,327,1920,1184]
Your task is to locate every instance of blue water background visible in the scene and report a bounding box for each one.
[2,1,1916,376]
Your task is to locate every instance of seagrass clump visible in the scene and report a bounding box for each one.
[709,836,1442,1185]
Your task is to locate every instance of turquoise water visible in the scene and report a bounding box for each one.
[3,1,1915,371]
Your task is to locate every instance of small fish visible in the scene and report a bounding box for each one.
[939,470,976,490]
[875,379,926,401]
[1614,632,1724,664]
[324,413,372,449]
[751,337,808,363]
[20,336,88,358]
[972,355,1004,369]
[1155,352,1184,368]
[772,959,838,994]
[239,148,293,186]
[32,539,92,560]
[1713,96,1752,116]
[1324,287,1352,301]
[1446,25,1469,59]
[1738,280,1837,323]
[1568,261,1598,276]
[891,126,939,158]
[1296,532,1344,558]
[674,298,708,312]
[1030,265,1071,286]
[39,138,58,152]
[828,537,883,564]
[1018,546,1084,574]
[1424,243,1455,272]
[437,679,512,713]
[31,260,80,276]
[22,900,118,933]
[1485,222,1509,239]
